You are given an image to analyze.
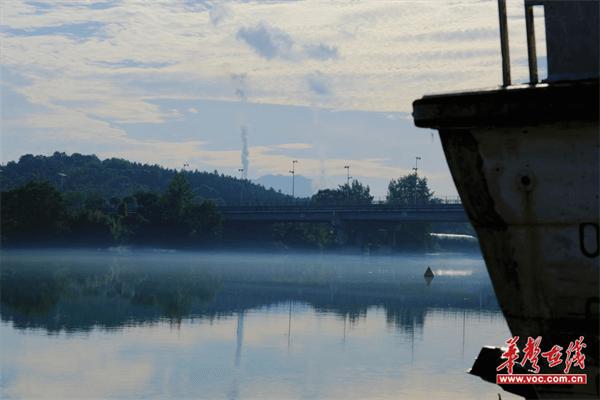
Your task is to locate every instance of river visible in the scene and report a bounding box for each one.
[0,249,519,399]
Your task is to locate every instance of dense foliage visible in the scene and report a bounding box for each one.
[311,181,374,205]
[1,175,222,247]
[0,152,291,206]
[1,153,474,251]
[387,174,435,206]
[0,181,68,245]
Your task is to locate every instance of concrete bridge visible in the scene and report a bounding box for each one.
[218,204,469,223]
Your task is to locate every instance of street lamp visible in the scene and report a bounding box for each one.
[238,168,244,204]
[412,156,421,175]
[344,165,352,186]
[289,160,298,198]
[412,157,422,205]
[58,172,67,192]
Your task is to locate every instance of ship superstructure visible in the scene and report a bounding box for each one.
[412,1,599,398]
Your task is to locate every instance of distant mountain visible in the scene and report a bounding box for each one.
[254,174,313,198]
[0,152,292,206]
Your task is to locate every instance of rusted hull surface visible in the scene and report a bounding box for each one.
[439,124,599,398]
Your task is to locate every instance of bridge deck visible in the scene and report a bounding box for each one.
[218,204,469,223]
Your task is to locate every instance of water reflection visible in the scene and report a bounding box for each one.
[0,250,518,399]
[1,251,499,335]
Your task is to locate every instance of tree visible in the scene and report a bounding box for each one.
[84,193,106,211]
[271,222,335,249]
[387,174,434,206]
[187,200,222,241]
[0,152,293,205]
[67,210,118,245]
[161,173,195,223]
[134,191,161,218]
[1,181,67,244]
[312,180,373,205]
[156,174,222,245]
[385,174,436,251]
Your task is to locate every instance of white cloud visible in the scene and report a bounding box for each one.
[274,143,313,150]
[208,2,231,26]
[1,0,520,118]
[306,71,331,96]
[237,22,296,60]
[1,0,537,196]
[236,21,339,62]
[303,43,338,60]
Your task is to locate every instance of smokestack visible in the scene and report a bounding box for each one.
[241,125,249,179]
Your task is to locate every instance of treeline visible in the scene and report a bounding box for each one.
[0,177,377,249]
[1,175,221,248]
[0,152,292,206]
[1,152,475,251]
[1,152,448,207]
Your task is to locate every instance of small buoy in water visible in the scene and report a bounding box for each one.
[424,266,434,278]
[424,266,434,286]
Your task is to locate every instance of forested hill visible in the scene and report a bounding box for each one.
[0,152,291,205]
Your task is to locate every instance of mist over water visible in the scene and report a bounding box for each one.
[0,249,519,399]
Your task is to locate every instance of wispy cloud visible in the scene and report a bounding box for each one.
[92,59,176,69]
[2,21,106,39]
[230,73,248,102]
[237,22,295,60]
[303,43,338,60]
[1,0,531,196]
[236,21,339,62]
[274,143,313,150]
[208,2,231,26]
[403,27,498,42]
[306,71,331,96]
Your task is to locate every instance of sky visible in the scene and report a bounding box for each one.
[0,0,545,197]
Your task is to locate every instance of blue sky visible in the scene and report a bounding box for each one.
[0,0,544,196]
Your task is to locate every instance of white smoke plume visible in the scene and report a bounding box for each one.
[241,125,249,179]
[232,73,249,179]
[231,73,247,102]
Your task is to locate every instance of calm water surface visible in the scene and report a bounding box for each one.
[0,250,519,399]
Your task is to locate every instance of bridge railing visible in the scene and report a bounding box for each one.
[372,196,461,205]
[218,195,462,208]
[218,203,465,212]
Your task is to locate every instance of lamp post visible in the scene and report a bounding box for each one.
[344,165,351,186]
[183,163,189,172]
[58,172,67,192]
[412,156,421,206]
[289,160,298,198]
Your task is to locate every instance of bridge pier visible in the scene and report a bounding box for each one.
[331,216,347,246]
